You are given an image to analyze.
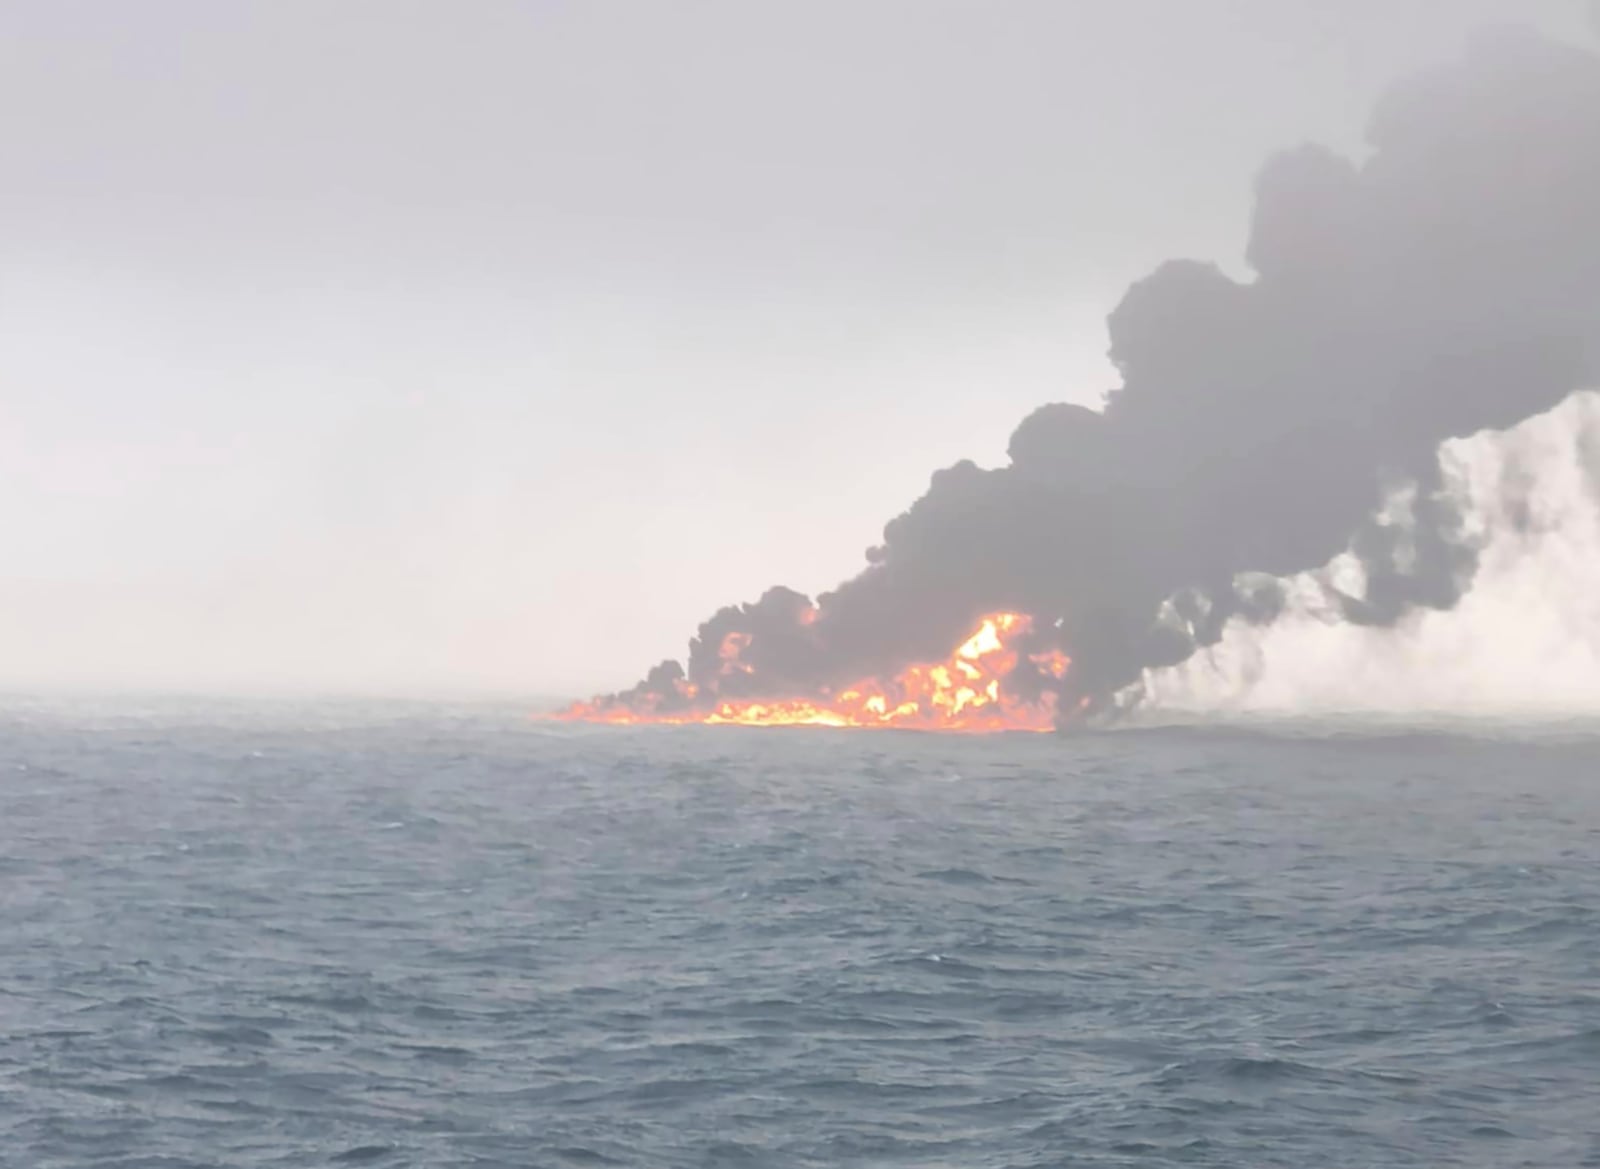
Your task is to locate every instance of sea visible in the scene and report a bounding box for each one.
[3,696,1598,1168]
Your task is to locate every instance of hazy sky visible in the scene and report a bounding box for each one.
[2,0,1594,698]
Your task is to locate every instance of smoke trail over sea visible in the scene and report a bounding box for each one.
[568,28,1600,728]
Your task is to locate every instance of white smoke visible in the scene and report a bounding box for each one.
[1126,389,1600,718]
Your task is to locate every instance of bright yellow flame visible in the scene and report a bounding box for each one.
[554,611,1070,733]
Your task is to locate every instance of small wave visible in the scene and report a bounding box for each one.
[331,1145,397,1164]
[916,867,992,886]
[195,1025,275,1048]
[1154,1055,1325,1087]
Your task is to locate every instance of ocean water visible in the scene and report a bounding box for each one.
[3,698,1599,1168]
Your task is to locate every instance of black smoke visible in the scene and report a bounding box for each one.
[584,29,1600,721]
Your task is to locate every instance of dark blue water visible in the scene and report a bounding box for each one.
[4,698,1599,1167]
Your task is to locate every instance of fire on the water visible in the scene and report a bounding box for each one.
[555,612,1073,733]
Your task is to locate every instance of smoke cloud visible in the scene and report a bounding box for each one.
[581,28,1600,721]
[1129,388,1600,718]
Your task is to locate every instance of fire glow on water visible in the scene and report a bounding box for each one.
[555,612,1071,733]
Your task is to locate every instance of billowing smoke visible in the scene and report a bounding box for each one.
[578,29,1600,723]
[1128,388,1600,718]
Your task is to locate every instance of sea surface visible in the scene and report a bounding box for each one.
[3,697,1599,1167]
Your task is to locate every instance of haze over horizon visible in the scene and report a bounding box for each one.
[4,1,1596,699]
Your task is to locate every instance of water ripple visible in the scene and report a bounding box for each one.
[3,701,1599,1166]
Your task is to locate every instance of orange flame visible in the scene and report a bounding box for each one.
[554,611,1069,733]
[717,631,755,676]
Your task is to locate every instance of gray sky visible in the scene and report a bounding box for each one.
[2,0,1593,698]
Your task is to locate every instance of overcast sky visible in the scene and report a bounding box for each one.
[2,0,1594,698]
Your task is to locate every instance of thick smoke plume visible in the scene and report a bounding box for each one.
[585,29,1600,722]
[1129,388,1600,718]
